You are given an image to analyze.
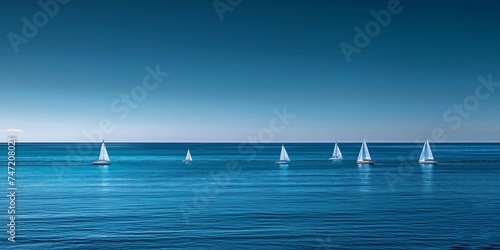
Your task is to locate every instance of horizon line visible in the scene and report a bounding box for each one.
[7,140,500,143]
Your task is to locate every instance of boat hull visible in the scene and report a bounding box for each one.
[329,157,343,161]
[182,160,193,164]
[275,161,290,165]
[419,160,437,164]
[92,160,111,165]
[357,160,374,164]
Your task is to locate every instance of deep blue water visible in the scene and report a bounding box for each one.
[1,143,499,249]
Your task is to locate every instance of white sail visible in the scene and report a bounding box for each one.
[362,140,371,160]
[185,149,193,162]
[280,145,290,162]
[357,143,364,162]
[99,142,110,162]
[330,142,343,160]
[425,140,434,160]
[357,139,372,163]
[419,139,435,162]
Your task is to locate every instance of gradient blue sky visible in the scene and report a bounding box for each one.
[1,0,499,142]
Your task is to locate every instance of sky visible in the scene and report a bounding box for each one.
[0,0,499,142]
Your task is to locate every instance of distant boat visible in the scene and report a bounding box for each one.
[183,149,193,164]
[275,145,290,164]
[357,139,374,164]
[329,142,343,160]
[92,141,111,165]
[419,139,437,164]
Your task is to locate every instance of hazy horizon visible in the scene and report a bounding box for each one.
[2,0,499,142]
[6,140,500,143]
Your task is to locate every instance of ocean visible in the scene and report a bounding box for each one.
[1,142,499,249]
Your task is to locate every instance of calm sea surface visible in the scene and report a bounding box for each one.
[1,143,499,249]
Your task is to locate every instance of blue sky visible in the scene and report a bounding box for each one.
[1,0,499,142]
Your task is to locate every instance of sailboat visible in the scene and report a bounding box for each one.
[275,145,290,164]
[419,139,437,164]
[92,141,111,165]
[183,149,193,164]
[329,142,343,160]
[357,139,374,164]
